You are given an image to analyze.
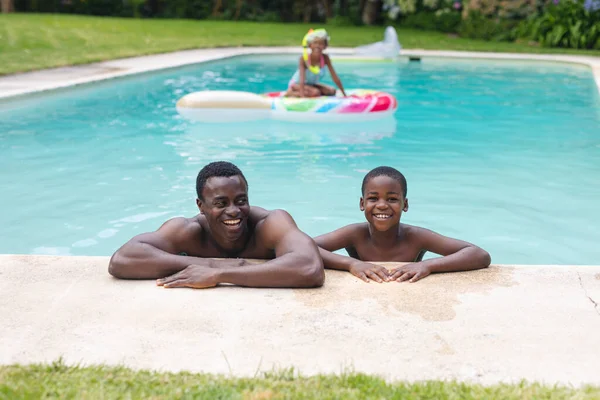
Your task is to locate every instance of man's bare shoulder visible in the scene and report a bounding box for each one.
[254,208,296,228]
[157,215,204,239]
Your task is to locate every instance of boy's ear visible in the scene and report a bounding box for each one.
[196,198,204,214]
[403,198,409,212]
[359,197,365,211]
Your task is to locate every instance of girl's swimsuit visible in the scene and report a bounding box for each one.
[288,55,327,88]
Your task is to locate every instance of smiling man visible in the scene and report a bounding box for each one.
[108,161,324,289]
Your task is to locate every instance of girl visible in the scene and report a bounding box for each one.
[286,29,347,98]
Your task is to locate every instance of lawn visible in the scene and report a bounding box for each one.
[1,13,600,75]
[1,361,599,399]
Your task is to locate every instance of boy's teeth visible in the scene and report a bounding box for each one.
[223,219,241,225]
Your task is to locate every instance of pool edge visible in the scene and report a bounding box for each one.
[0,47,599,100]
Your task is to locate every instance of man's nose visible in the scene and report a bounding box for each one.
[225,205,240,216]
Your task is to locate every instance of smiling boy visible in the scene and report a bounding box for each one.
[109,161,324,289]
[314,166,491,283]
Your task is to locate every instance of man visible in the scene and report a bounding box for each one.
[108,161,324,289]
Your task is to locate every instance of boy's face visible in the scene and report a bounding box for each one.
[360,175,408,232]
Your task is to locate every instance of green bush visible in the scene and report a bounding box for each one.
[399,10,461,32]
[515,0,600,49]
[458,11,519,41]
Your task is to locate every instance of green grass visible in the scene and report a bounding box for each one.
[1,13,600,75]
[1,361,599,399]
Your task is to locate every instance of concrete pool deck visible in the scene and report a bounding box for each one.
[1,254,599,386]
[0,47,599,100]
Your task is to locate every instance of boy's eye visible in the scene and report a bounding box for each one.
[215,201,226,207]
[235,198,247,205]
[388,198,398,202]
[368,197,377,201]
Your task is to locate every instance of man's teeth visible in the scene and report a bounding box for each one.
[373,214,391,219]
[223,219,241,225]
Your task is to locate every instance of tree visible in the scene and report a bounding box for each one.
[1,0,14,13]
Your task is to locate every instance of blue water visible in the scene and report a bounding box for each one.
[1,55,599,265]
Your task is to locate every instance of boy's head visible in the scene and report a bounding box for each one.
[360,166,408,232]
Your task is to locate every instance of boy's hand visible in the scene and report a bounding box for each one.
[349,261,390,283]
[389,263,432,283]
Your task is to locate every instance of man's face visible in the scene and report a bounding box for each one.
[360,175,408,232]
[197,175,250,242]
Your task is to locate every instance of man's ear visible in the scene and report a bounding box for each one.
[403,198,409,212]
[359,197,365,211]
[196,198,204,214]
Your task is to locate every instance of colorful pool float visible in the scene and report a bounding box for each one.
[176,89,397,123]
[265,89,397,122]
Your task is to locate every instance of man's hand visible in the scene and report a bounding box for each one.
[156,264,220,289]
[389,263,432,283]
[349,261,390,283]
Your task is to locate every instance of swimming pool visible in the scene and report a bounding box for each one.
[1,55,599,265]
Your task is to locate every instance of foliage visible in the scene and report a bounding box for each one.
[459,10,519,40]
[515,0,600,48]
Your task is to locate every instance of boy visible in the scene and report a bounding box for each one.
[314,166,491,283]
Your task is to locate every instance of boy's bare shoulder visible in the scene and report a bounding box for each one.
[339,222,370,239]
[401,223,440,242]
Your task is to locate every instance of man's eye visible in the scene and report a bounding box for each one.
[236,199,247,205]
[215,202,226,207]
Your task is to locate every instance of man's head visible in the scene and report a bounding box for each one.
[360,166,408,232]
[196,161,250,243]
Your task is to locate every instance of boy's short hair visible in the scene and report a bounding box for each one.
[361,166,408,197]
[196,161,248,200]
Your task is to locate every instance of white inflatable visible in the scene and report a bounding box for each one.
[176,90,272,123]
[354,26,402,59]
[176,89,398,123]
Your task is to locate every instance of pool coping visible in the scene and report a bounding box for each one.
[1,255,600,385]
[1,47,599,100]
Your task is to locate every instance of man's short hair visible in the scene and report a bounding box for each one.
[196,161,248,200]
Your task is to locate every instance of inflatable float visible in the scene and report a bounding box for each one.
[176,89,397,123]
[354,26,402,60]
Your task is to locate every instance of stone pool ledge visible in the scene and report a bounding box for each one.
[1,47,599,100]
[1,254,599,386]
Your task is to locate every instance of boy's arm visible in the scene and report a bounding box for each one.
[324,55,347,96]
[157,210,325,289]
[108,218,244,280]
[314,226,389,282]
[390,227,491,282]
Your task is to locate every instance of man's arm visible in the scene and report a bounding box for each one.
[158,210,324,289]
[390,227,491,282]
[108,218,243,280]
[314,225,389,283]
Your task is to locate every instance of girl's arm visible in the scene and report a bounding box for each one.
[324,55,347,96]
[298,56,306,98]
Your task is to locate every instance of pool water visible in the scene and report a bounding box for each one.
[1,55,599,265]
